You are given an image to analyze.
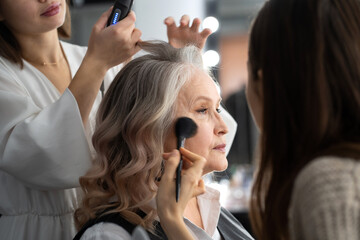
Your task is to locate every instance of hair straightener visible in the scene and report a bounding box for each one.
[106,0,134,27]
[101,0,134,97]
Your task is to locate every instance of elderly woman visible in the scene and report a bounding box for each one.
[73,41,252,240]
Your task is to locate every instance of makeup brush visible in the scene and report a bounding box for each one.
[175,117,198,202]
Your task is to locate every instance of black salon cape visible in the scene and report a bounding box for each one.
[74,207,253,240]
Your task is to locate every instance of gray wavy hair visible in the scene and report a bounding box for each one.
[75,41,208,231]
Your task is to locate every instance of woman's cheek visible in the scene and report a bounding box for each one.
[184,123,213,158]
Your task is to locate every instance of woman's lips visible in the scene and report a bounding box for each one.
[41,3,61,17]
[213,144,226,153]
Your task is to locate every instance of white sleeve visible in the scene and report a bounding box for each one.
[220,106,237,156]
[81,223,132,240]
[0,73,91,190]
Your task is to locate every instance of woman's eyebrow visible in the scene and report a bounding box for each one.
[191,96,222,103]
[187,95,222,109]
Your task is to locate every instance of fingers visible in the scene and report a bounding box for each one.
[193,179,206,196]
[180,148,204,165]
[162,152,172,159]
[164,16,176,28]
[164,17,176,36]
[113,11,136,31]
[180,15,190,27]
[161,150,180,182]
[200,28,212,39]
[159,149,206,211]
[121,11,137,25]
[165,15,208,34]
[163,148,205,179]
[179,147,205,176]
[87,10,140,68]
[182,157,193,169]
[131,28,142,45]
[112,12,141,54]
[190,18,201,32]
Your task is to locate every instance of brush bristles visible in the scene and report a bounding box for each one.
[175,117,198,139]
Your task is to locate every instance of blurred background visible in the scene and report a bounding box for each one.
[67,0,266,234]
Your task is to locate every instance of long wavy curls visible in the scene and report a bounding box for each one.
[74,41,207,231]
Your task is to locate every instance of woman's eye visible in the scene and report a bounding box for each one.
[216,108,222,113]
[197,108,208,114]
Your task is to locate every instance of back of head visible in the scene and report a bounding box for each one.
[248,0,360,239]
[75,41,206,230]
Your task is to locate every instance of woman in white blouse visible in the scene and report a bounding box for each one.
[0,0,212,239]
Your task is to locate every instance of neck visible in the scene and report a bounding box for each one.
[184,197,198,212]
[184,197,204,229]
[14,30,62,64]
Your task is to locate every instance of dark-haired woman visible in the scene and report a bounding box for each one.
[160,0,360,239]
[247,0,360,239]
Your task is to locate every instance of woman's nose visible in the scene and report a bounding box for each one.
[38,0,47,3]
[215,113,229,136]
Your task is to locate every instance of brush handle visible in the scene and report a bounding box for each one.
[176,138,185,202]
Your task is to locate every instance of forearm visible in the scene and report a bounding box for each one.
[68,53,108,125]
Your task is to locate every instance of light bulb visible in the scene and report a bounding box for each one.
[203,16,219,33]
[203,50,220,67]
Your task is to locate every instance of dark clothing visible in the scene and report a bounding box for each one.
[74,207,253,240]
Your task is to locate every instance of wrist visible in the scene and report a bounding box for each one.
[159,212,183,224]
[82,52,109,76]
[158,207,183,224]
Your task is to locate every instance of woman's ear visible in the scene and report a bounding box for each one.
[257,69,263,81]
[253,69,263,98]
[246,68,264,131]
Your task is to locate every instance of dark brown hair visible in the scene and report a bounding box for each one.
[0,1,71,68]
[248,0,360,239]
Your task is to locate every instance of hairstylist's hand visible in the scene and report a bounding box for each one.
[164,15,212,49]
[68,8,141,125]
[86,8,142,70]
[156,148,206,240]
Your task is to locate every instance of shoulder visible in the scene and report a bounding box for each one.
[81,222,132,240]
[289,156,360,239]
[292,156,360,204]
[0,55,21,76]
[0,56,31,94]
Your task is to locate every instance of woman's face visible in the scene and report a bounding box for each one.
[0,0,66,36]
[165,69,229,175]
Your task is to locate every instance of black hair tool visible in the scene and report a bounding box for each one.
[101,0,134,97]
[107,0,134,27]
[175,117,198,202]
